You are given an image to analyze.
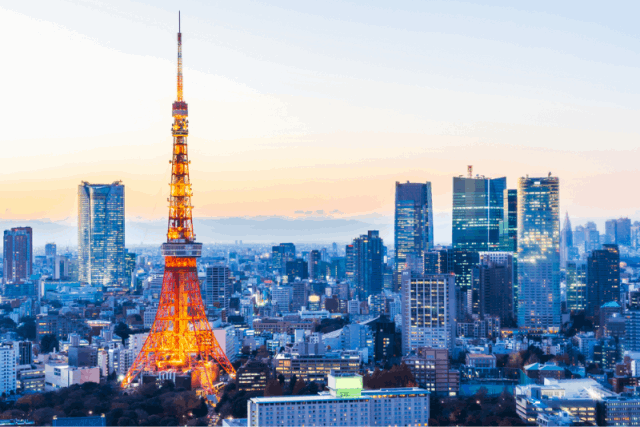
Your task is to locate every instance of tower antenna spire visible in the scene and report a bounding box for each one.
[177,12,183,101]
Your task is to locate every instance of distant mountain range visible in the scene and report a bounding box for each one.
[0,215,399,248]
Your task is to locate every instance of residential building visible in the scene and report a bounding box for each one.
[78,181,125,288]
[271,286,293,313]
[401,272,455,353]
[248,373,430,427]
[205,265,231,313]
[625,310,640,352]
[517,176,560,330]
[402,347,460,396]
[394,181,434,289]
[3,227,33,284]
[0,343,17,396]
[212,325,238,363]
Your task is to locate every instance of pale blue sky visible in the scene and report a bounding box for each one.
[1,0,639,243]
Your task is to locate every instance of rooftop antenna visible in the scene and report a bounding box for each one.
[467,165,473,178]
[179,10,181,33]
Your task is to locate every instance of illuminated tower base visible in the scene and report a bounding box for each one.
[123,249,235,393]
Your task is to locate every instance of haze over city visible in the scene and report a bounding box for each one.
[2,1,640,245]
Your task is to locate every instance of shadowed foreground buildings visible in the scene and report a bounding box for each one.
[517,175,560,330]
[587,244,621,325]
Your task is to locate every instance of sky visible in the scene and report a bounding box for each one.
[1,0,640,244]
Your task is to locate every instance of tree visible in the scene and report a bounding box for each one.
[40,334,59,353]
[114,322,132,345]
[17,318,36,340]
[264,379,283,397]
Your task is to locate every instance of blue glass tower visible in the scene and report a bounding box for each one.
[78,181,125,289]
[394,182,434,288]
[517,176,560,330]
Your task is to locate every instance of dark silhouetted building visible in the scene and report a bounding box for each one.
[500,189,518,253]
[286,259,308,283]
[587,244,620,324]
[476,252,514,326]
[308,250,321,280]
[272,243,296,273]
[352,231,384,300]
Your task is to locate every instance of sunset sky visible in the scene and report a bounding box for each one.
[2,0,640,243]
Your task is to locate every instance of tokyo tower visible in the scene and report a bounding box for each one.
[122,13,236,393]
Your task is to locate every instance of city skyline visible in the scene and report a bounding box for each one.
[2,1,640,245]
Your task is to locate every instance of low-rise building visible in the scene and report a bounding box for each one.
[466,353,497,369]
[602,394,640,426]
[236,360,272,393]
[248,373,430,427]
[16,364,45,393]
[275,351,361,384]
[402,347,459,396]
[44,363,100,390]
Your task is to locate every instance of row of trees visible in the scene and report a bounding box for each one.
[0,380,209,426]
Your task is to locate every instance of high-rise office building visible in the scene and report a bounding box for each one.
[585,222,600,252]
[617,218,631,247]
[499,189,518,253]
[394,182,434,289]
[560,212,573,268]
[308,250,321,280]
[205,265,231,313]
[401,272,455,353]
[517,176,560,330]
[3,227,33,284]
[345,244,356,281]
[78,181,125,288]
[424,249,451,275]
[272,243,296,273]
[476,252,514,326]
[452,173,506,310]
[352,231,384,300]
[452,174,506,252]
[285,259,308,283]
[605,220,617,245]
[586,244,620,324]
[566,261,587,311]
[45,243,56,258]
[574,225,586,250]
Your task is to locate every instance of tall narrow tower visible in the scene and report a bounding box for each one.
[123,14,235,393]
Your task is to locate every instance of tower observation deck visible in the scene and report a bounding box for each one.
[122,13,236,393]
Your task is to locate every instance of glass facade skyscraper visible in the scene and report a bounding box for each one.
[517,176,560,330]
[500,189,518,252]
[452,176,507,252]
[78,181,125,289]
[352,230,384,300]
[394,182,434,289]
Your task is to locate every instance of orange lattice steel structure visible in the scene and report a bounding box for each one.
[122,14,236,393]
